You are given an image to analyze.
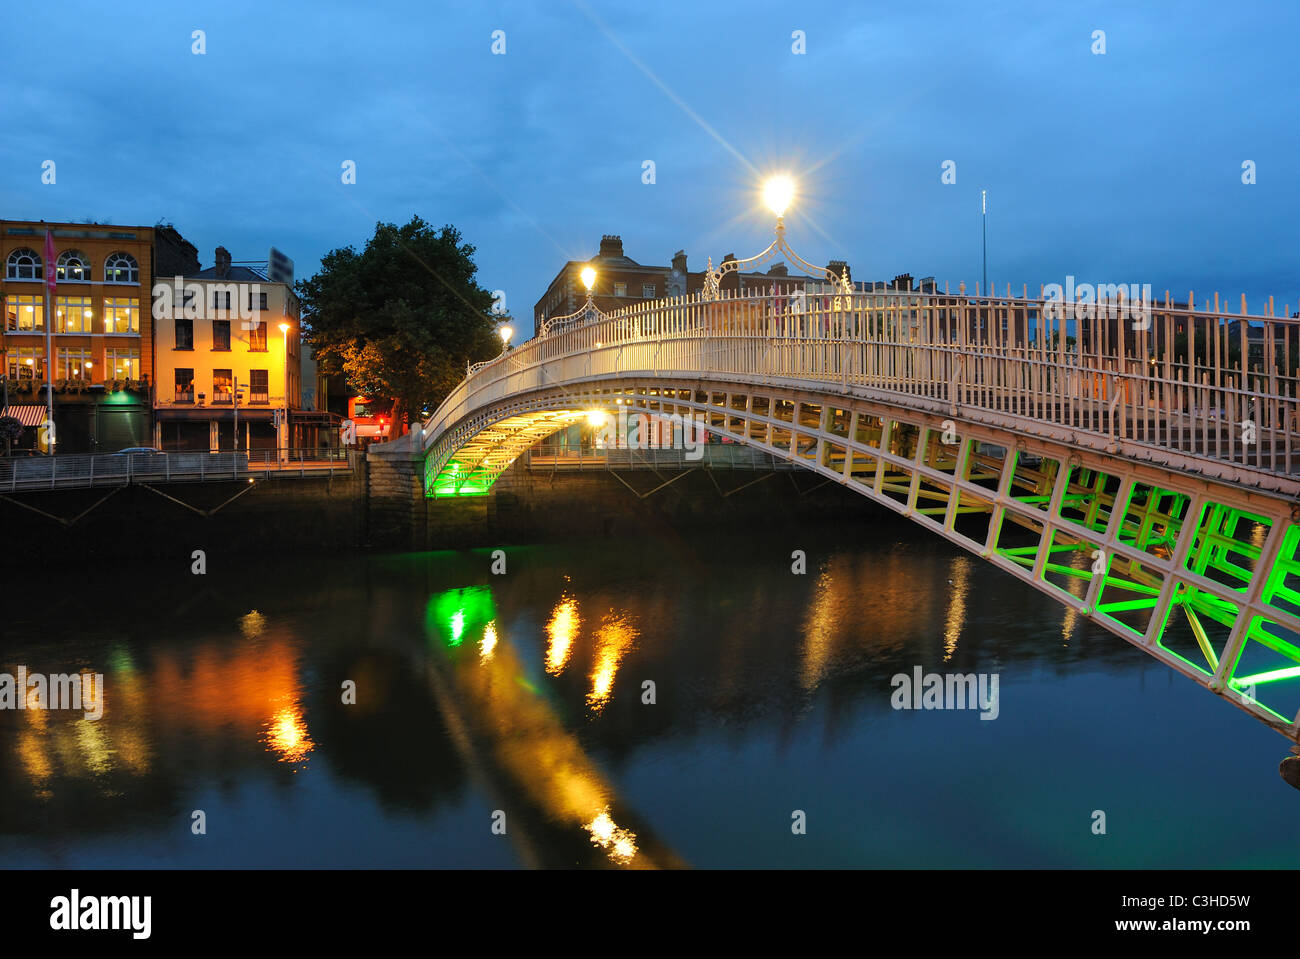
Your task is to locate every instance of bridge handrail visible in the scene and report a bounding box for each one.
[418,285,1300,485]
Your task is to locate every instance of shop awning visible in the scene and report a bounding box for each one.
[0,405,46,426]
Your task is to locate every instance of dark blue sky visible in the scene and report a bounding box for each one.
[3,0,1296,333]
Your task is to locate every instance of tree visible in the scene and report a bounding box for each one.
[298,217,502,436]
[0,416,22,456]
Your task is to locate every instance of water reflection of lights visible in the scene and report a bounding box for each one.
[1061,604,1080,646]
[546,598,580,674]
[240,610,266,638]
[427,587,495,650]
[264,705,314,765]
[944,557,973,662]
[585,808,638,864]
[480,622,498,661]
[800,567,838,691]
[588,613,637,712]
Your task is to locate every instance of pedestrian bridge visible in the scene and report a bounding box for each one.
[383,282,1300,745]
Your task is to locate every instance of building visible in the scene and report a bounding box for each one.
[152,246,302,453]
[1,218,193,452]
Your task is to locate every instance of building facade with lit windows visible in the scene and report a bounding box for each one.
[0,219,199,452]
[152,246,302,453]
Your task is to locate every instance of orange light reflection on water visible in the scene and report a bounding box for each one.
[546,598,580,674]
[264,704,314,765]
[587,613,637,712]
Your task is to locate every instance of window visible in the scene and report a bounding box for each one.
[248,321,268,351]
[56,250,91,282]
[56,347,94,380]
[56,296,94,333]
[175,318,193,349]
[249,369,269,404]
[174,368,194,403]
[6,247,42,280]
[642,284,656,298]
[212,289,232,312]
[248,291,268,311]
[7,348,43,379]
[212,320,231,351]
[213,369,233,404]
[104,252,139,284]
[106,348,140,380]
[103,298,139,334]
[5,295,44,331]
[354,402,373,418]
[614,283,627,297]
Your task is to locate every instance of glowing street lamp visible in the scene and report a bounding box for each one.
[498,324,514,350]
[538,265,603,337]
[763,175,795,219]
[701,173,851,300]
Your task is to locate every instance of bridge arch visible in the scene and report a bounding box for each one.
[383,286,1300,742]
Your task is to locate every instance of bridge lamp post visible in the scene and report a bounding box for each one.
[498,324,514,352]
[537,265,602,338]
[701,174,852,300]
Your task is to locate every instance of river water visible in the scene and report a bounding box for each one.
[2,516,1296,868]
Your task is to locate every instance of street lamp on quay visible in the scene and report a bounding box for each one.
[280,322,290,460]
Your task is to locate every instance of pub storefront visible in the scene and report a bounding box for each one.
[155,407,277,455]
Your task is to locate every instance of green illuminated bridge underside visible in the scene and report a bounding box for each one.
[430,410,585,498]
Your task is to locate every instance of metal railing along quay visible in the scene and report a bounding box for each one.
[0,448,355,492]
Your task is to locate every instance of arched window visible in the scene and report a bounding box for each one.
[105,251,139,284]
[6,247,42,280]
[56,250,91,282]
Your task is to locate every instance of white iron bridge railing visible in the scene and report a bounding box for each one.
[422,286,1300,490]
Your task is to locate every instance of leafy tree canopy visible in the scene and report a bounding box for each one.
[0,416,23,444]
[297,216,503,434]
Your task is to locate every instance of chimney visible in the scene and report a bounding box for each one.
[671,250,688,273]
[828,259,852,283]
[215,246,232,279]
[598,235,623,259]
[767,263,788,276]
[892,272,913,291]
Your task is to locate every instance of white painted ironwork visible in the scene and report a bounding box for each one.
[702,216,852,300]
[538,292,608,338]
[422,283,1300,496]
